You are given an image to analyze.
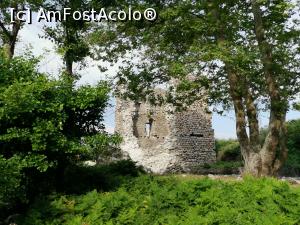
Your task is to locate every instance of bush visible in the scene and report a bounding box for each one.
[216,119,300,176]
[19,176,300,225]
[215,139,241,161]
[281,120,300,176]
[62,160,145,194]
[0,156,24,220]
[0,51,112,220]
[205,161,243,169]
[83,133,123,165]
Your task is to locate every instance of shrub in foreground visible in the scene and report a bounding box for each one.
[0,54,112,220]
[62,160,145,194]
[20,176,300,225]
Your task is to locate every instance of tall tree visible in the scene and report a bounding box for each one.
[0,0,25,58]
[0,51,110,215]
[93,0,300,176]
[0,0,42,58]
[42,0,132,75]
[42,0,91,76]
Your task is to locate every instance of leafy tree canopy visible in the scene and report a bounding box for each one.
[0,51,111,210]
[90,0,300,176]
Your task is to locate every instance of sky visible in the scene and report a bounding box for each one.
[15,21,300,139]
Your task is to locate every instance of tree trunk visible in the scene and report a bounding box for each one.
[65,57,73,75]
[209,0,289,176]
[249,0,288,176]
[0,22,19,59]
[0,4,22,59]
[243,150,262,176]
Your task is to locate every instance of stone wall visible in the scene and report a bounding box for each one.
[115,96,216,174]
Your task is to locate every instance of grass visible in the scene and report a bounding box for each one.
[19,175,300,225]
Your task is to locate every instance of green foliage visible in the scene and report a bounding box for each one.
[42,0,92,74]
[93,0,300,175]
[215,139,241,161]
[0,53,111,217]
[20,176,300,225]
[204,161,243,170]
[0,155,24,208]
[201,138,243,172]
[62,160,145,195]
[216,119,300,175]
[100,0,300,109]
[83,133,122,165]
[0,56,110,165]
[259,119,300,176]
[0,0,44,58]
[282,120,300,175]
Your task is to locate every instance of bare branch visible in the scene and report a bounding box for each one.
[0,20,11,39]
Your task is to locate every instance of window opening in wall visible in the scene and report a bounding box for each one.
[145,118,153,137]
[190,133,203,137]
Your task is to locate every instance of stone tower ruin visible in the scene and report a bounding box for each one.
[115,95,216,174]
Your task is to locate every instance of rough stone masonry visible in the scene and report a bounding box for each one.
[115,94,216,174]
